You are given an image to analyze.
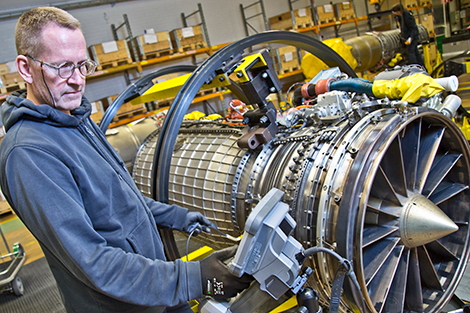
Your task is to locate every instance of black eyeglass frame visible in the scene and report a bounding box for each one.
[25,54,97,79]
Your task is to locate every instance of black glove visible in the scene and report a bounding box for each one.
[200,246,253,301]
[183,212,216,236]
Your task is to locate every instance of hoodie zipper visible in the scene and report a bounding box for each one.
[79,121,125,180]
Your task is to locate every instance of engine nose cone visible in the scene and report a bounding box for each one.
[400,193,459,248]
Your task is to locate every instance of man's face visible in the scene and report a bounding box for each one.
[27,23,88,114]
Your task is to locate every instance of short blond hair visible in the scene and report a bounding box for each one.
[15,6,81,57]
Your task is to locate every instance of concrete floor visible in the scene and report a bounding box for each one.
[2,213,470,312]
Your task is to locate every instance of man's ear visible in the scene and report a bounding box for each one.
[16,55,33,84]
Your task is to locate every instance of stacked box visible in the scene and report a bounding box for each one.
[0,61,22,88]
[335,2,356,20]
[106,94,146,118]
[275,46,301,74]
[292,8,314,28]
[269,8,314,30]
[0,63,10,75]
[1,72,23,86]
[130,31,173,61]
[170,26,206,52]
[88,40,132,69]
[269,11,295,30]
[417,13,434,36]
[317,4,336,23]
[403,0,418,8]
[90,100,104,123]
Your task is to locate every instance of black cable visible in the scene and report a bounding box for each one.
[40,63,57,109]
[285,82,306,110]
[299,246,367,313]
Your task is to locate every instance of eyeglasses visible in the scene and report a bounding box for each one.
[25,55,97,79]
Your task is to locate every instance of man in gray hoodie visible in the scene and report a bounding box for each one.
[0,6,250,312]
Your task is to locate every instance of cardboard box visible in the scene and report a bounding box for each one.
[170,26,206,52]
[269,8,313,30]
[90,100,104,123]
[0,61,17,76]
[0,72,23,86]
[403,0,418,8]
[335,2,356,20]
[275,46,301,74]
[417,13,434,36]
[317,4,336,23]
[130,31,173,60]
[0,63,9,75]
[269,11,295,30]
[88,40,132,66]
[105,94,146,117]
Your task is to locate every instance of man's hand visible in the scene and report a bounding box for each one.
[200,246,253,301]
[183,212,216,236]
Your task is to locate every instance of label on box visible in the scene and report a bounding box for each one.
[324,4,333,13]
[298,8,307,17]
[102,41,119,53]
[144,28,155,34]
[342,2,351,9]
[182,27,195,38]
[7,61,17,73]
[284,52,294,62]
[144,33,158,44]
[323,4,333,13]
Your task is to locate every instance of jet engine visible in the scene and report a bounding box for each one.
[105,31,470,312]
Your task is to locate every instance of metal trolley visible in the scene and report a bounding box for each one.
[0,222,26,296]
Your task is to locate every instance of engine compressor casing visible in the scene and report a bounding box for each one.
[132,99,470,312]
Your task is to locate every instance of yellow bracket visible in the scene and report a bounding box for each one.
[130,51,270,105]
[233,53,269,83]
[457,115,470,141]
[130,72,231,105]
[181,245,215,262]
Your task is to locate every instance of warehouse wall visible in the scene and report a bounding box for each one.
[0,0,369,63]
[0,0,368,102]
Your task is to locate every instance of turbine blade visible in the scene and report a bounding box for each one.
[363,238,401,283]
[400,119,421,192]
[422,153,461,197]
[363,225,399,247]
[382,249,410,313]
[405,248,424,312]
[429,182,469,205]
[417,246,443,290]
[416,127,445,193]
[380,137,408,197]
[368,245,404,313]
